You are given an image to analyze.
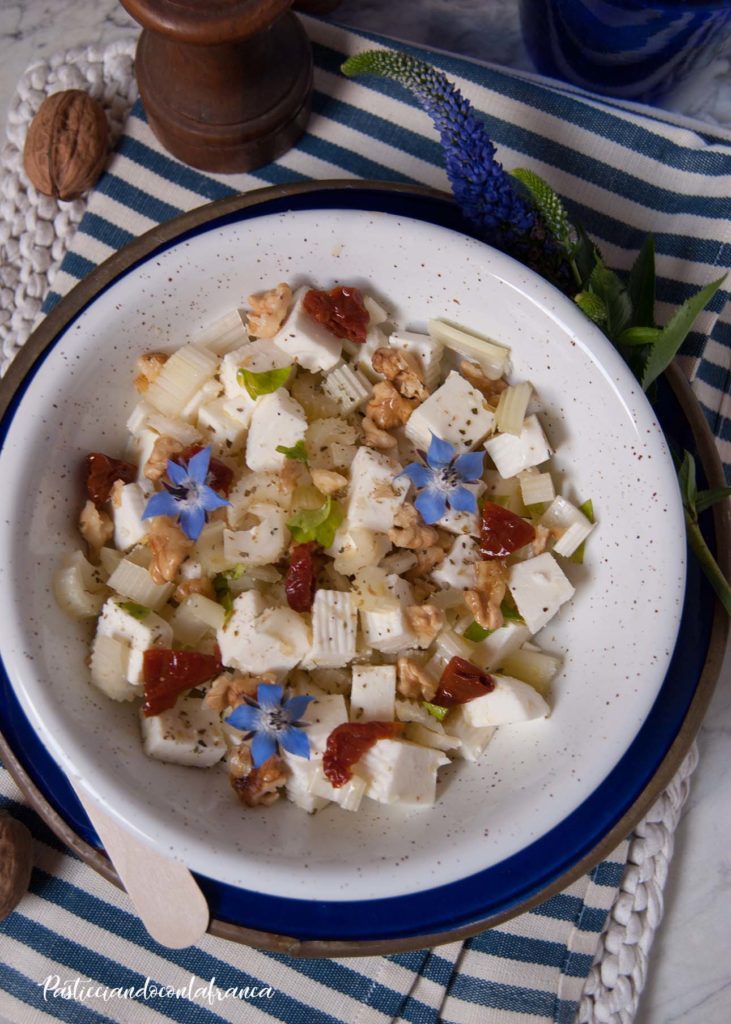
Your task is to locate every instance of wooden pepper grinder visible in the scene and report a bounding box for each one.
[120,0,314,173]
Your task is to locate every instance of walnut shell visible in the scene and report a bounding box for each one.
[23,89,109,201]
[0,812,33,920]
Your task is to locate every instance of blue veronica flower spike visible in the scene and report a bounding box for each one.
[142,445,229,542]
[225,683,314,767]
[400,433,485,525]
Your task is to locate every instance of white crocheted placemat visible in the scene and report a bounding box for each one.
[0,41,701,1024]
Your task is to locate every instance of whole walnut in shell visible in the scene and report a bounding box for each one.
[23,89,109,201]
[0,812,33,920]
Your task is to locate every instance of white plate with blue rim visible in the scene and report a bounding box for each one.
[0,182,721,953]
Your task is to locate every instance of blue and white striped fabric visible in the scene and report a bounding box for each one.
[0,14,727,1024]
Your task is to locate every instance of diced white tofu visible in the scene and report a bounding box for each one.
[217,590,310,676]
[223,503,289,566]
[484,414,552,478]
[220,339,291,402]
[443,708,495,762]
[125,427,158,486]
[97,597,173,686]
[140,696,226,767]
[518,468,555,507]
[403,722,461,753]
[89,634,137,702]
[227,470,290,528]
[360,575,415,654]
[195,309,248,356]
[325,523,391,576]
[345,325,388,380]
[431,535,478,590]
[540,496,595,557]
[405,371,495,452]
[461,674,550,727]
[322,361,371,413]
[307,590,358,668]
[507,553,575,634]
[308,767,367,812]
[363,293,388,325]
[359,739,449,807]
[282,751,329,813]
[193,520,230,574]
[470,621,532,671]
[300,693,349,756]
[389,330,443,390]
[112,482,149,551]
[347,447,409,532]
[245,389,307,473]
[350,665,396,721]
[180,378,222,420]
[436,481,484,537]
[197,397,248,454]
[271,286,342,372]
[144,345,218,417]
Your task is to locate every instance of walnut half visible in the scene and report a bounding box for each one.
[366,381,416,429]
[146,517,193,584]
[371,347,429,402]
[397,658,438,702]
[204,672,259,712]
[405,604,445,647]
[465,559,509,631]
[79,499,113,558]
[134,352,168,393]
[246,282,292,339]
[230,752,288,807]
[389,503,440,550]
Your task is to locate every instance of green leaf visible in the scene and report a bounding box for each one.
[220,564,245,581]
[511,168,571,248]
[119,600,150,620]
[572,224,601,289]
[677,451,698,512]
[500,600,524,623]
[587,260,632,342]
[213,574,234,622]
[422,701,449,723]
[628,235,656,328]
[574,290,607,325]
[696,486,731,515]
[237,365,292,399]
[276,440,308,462]
[287,497,344,547]
[463,621,491,642]
[570,499,595,564]
[617,326,661,347]
[641,276,726,391]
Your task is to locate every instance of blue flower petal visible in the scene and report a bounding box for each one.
[415,487,448,524]
[257,682,284,708]
[225,704,260,732]
[284,695,315,721]
[279,727,311,760]
[166,460,188,487]
[251,731,277,767]
[141,490,180,520]
[454,450,485,482]
[187,446,212,485]
[179,504,206,541]
[198,485,229,513]
[398,463,433,489]
[426,433,455,469]
[449,486,478,514]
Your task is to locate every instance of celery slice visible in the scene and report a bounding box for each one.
[570,499,595,564]
[495,382,532,436]
[423,701,449,722]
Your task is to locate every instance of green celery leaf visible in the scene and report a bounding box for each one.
[422,702,449,722]
[587,260,632,342]
[574,290,607,325]
[628,235,656,328]
[287,498,345,547]
[276,440,308,462]
[213,574,234,622]
[119,600,150,620]
[641,276,726,391]
[511,168,571,248]
[463,621,491,642]
[696,486,731,515]
[237,365,292,399]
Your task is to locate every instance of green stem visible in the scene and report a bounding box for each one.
[685,510,731,616]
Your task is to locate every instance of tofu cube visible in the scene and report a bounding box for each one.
[308,590,358,668]
[360,575,415,654]
[325,523,391,576]
[359,739,449,807]
[389,330,443,390]
[223,503,289,566]
[125,427,158,486]
[245,389,307,473]
[461,674,550,727]
[540,496,595,558]
[507,553,575,634]
[271,286,342,372]
[350,665,396,721]
[308,768,367,812]
[113,482,149,551]
[220,339,291,403]
[217,590,310,676]
[322,361,371,413]
[140,696,226,767]
[97,597,173,686]
[484,414,552,478]
[405,371,495,452]
[345,325,388,380]
[470,621,532,671]
[431,534,478,590]
[443,708,496,762]
[282,751,329,813]
[436,481,484,537]
[197,397,248,454]
[300,693,349,756]
[347,447,409,532]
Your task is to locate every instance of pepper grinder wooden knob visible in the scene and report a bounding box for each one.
[120,0,313,173]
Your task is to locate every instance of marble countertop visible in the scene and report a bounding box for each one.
[0,2,729,1022]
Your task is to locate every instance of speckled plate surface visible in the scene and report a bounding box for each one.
[0,183,722,951]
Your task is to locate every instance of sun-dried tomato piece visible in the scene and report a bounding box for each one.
[142,648,223,716]
[86,452,137,506]
[323,721,404,788]
[432,657,495,708]
[180,444,234,496]
[285,541,318,612]
[302,285,369,344]
[480,500,536,559]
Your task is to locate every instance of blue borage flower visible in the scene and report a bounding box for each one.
[141,446,229,542]
[226,683,314,767]
[399,434,485,525]
[342,50,570,289]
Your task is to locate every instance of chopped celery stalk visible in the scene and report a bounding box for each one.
[237,365,292,399]
[423,701,449,722]
[119,600,150,620]
[570,498,595,564]
[213,573,234,622]
[495,382,533,436]
[463,620,492,642]
[276,440,308,462]
[220,564,245,580]
[427,319,510,379]
[501,648,560,696]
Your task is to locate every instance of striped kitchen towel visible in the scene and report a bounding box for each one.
[0,13,727,1024]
